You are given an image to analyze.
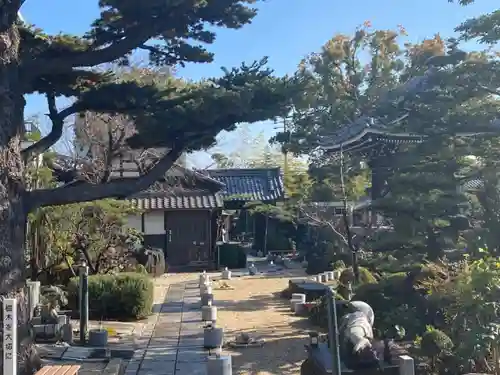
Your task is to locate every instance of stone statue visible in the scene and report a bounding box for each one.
[339,301,380,370]
[40,302,59,325]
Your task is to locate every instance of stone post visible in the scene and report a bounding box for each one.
[326,287,341,375]
[26,280,40,320]
[398,355,415,375]
[79,265,89,344]
[3,298,17,375]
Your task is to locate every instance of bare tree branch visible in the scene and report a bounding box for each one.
[21,95,80,162]
[339,147,360,281]
[26,145,183,211]
[75,111,137,184]
[299,205,350,245]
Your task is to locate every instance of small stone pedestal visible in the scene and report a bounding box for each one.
[88,329,108,347]
[207,355,232,375]
[290,294,306,312]
[221,267,231,280]
[202,306,218,323]
[204,326,224,349]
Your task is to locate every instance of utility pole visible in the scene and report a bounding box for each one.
[274,116,291,181]
[283,116,289,181]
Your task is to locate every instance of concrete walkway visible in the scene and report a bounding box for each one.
[124,280,207,375]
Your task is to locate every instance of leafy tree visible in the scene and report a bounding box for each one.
[442,4,500,256]
[271,23,400,202]
[26,155,142,281]
[276,17,500,259]
[370,11,500,259]
[0,2,298,371]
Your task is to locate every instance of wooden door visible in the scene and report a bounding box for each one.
[165,210,210,266]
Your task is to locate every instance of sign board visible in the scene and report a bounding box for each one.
[3,298,17,375]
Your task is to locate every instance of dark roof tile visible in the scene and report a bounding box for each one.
[130,192,223,210]
[207,168,285,202]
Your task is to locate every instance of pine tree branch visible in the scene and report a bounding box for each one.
[22,32,149,79]
[25,145,183,211]
[21,94,80,162]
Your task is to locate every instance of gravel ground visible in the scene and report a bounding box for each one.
[65,268,314,375]
[212,270,312,375]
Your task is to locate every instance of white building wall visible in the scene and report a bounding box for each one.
[125,215,142,231]
[143,211,164,235]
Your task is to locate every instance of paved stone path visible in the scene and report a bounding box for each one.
[124,281,208,375]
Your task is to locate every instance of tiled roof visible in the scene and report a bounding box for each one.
[130,192,224,210]
[207,168,285,202]
[127,165,225,210]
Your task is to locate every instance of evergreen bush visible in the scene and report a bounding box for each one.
[67,272,154,320]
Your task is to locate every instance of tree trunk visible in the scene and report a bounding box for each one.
[0,19,42,375]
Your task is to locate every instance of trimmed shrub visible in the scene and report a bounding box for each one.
[67,272,154,320]
[218,243,247,269]
[421,328,453,359]
[359,267,377,284]
[352,267,447,338]
[339,266,377,286]
[331,253,352,266]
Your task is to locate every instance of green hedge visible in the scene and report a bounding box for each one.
[67,272,154,320]
[218,243,247,269]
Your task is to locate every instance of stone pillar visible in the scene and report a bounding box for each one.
[26,280,41,320]
[398,355,415,375]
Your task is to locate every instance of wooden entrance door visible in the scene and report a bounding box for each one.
[164,210,210,266]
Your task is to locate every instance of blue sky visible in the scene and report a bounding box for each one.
[21,0,498,166]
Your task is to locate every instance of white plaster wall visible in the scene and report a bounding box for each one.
[125,215,142,231]
[144,211,164,235]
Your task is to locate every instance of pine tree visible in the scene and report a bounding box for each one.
[373,24,500,258]
[0,2,298,371]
